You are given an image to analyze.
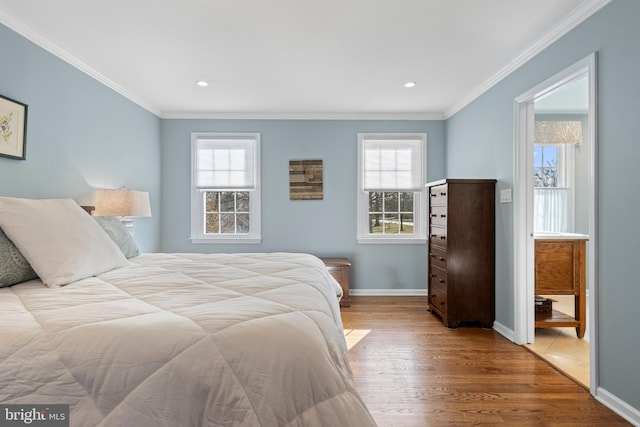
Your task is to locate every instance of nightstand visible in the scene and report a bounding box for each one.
[321,258,351,307]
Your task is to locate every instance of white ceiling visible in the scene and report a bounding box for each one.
[0,0,608,119]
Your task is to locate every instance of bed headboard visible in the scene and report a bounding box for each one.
[81,205,95,215]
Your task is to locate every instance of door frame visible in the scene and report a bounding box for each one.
[513,53,598,394]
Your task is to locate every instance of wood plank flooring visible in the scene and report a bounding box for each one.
[341,296,629,426]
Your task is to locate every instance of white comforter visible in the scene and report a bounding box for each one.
[0,253,376,426]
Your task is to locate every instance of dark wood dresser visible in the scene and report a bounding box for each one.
[426,179,496,328]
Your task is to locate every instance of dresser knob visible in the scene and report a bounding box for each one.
[439,279,445,283]
[440,192,446,196]
[439,257,445,262]
[440,214,446,218]
[440,236,446,240]
[440,301,446,306]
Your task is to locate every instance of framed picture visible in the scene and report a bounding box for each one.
[0,94,28,160]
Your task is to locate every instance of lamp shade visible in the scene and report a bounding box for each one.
[93,189,151,217]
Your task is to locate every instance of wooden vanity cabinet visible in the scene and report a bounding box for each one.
[534,238,587,338]
[426,179,496,328]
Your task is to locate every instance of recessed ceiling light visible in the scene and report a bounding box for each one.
[404,81,417,88]
[196,80,210,87]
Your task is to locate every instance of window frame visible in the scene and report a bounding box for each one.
[190,132,261,244]
[534,143,575,189]
[356,133,427,244]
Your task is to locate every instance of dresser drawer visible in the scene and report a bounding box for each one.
[428,246,448,271]
[429,205,448,226]
[429,267,447,292]
[429,226,447,249]
[429,184,448,206]
[428,286,447,315]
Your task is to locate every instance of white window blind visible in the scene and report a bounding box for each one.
[195,138,256,189]
[362,138,423,191]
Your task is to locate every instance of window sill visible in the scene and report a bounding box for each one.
[357,236,427,245]
[190,236,262,244]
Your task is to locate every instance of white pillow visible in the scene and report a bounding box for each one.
[0,197,128,287]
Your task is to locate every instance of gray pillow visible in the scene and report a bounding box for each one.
[0,227,38,287]
[93,217,140,259]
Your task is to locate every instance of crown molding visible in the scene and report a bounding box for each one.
[2,0,612,122]
[444,0,612,119]
[161,111,445,121]
[0,8,162,117]
[0,8,441,122]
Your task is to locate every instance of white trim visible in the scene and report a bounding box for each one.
[513,99,535,345]
[513,53,598,391]
[356,133,427,244]
[492,322,516,342]
[190,237,261,244]
[350,289,427,297]
[586,54,599,397]
[0,9,161,117]
[0,1,609,121]
[445,0,612,119]
[357,237,427,245]
[595,388,640,426]
[190,132,261,243]
[162,112,445,121]
[514,54,596,344]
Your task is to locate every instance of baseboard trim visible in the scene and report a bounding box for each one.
[596,387,640,426]
[492,321,516,342]
[350,289,428,296]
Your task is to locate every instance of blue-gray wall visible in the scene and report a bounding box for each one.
[161,119,446,291]
[3,0,640,417]
[446,0,640,413]
[0,24,162,252]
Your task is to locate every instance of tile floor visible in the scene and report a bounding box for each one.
[525,295,590,388]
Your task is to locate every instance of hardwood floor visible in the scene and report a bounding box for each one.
[526,295,590,388]
[341,296,629,426]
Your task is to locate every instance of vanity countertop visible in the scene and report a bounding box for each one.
[533,232,589,240]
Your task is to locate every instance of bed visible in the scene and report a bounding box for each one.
[0,196,376,426]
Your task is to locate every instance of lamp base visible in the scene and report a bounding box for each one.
[119,217,135,235]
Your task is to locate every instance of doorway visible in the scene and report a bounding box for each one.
[513,53,597,394]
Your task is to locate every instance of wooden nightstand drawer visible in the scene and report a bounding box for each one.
[321,258,351,307]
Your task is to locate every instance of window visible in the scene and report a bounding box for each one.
[191,133,261,243]
[533,120,579,232]
[357,133,426,243]
[534,145,558,188]
[534,120,581,189]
